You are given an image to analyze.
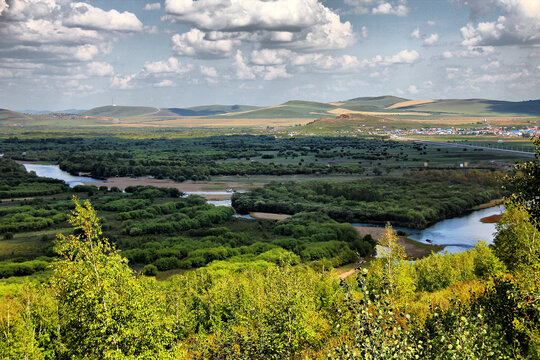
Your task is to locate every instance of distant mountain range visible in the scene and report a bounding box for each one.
[19,109,87,114]
[1,96,538,128]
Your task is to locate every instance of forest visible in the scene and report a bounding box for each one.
[0,136,537,359]
[232,169,506,228]
[0,135,521,181]
[0,158,377,279]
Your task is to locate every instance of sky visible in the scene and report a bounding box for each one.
[0,0,539,111]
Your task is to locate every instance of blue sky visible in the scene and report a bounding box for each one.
[0,0,539,110]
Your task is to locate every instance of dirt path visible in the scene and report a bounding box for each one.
[338,268,357,279]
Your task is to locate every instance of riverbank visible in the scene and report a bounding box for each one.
[354,225,443,259]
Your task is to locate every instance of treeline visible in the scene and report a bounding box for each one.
[233,170,506,229]
[0,158,67,198]
[0,135,473,181]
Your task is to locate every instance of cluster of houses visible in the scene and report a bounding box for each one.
[387,125,540,137]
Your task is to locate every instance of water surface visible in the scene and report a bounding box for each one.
[23,163,104,188]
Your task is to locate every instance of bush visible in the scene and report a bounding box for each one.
[3,232,13,240]
[142,264,158,276]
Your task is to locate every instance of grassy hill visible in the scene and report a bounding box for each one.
[0,109,33,125]
[338,96,408,111]
[299,114,395,134]
[161,105,259,117]
[210,100,338,119]
[83,106,159,119]
[395,99,540,116]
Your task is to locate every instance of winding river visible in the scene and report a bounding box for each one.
[23,163,503,253]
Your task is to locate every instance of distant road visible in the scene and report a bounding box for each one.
[408,139,535,158]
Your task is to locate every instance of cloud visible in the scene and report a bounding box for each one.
[155,79,175,87]
[460,0,540,46]
[164,0,354,55]
[441,46,494,58]
[144,3,161,11]
[361,26,368,39]
[0,68,13,78]
[63,2,143,32]
[234,50,256,80]
[376,49,420,65]
[0,0,144,86]
[407,85,418,94]
[171,29,239,58]
[111,74,137,90]
[247,48,361,73]
[372,2,409,16]
[250,49,292,65]
[423,33,439,46]
[233,50,291,80]
[200,65,218,78]
[481,60,500,71]
[344,0,409,16]
[411,27,420,39]
[0,0,7,15]
[143,57,193,74]
[427,20,436,26]
[87,62,114,76]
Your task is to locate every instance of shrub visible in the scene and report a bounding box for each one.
[142,264,158,276]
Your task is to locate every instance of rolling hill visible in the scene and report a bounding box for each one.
[337,96,408,112]
[209,100,339,119]
[0,109,33,125]
[300,113,392,133]
[391,99,540,116]
[83,106,159,119]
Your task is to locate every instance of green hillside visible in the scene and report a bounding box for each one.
[83,106,158,119]
[339,96,408,111]
[398,99,540,116]
[187,104,260,113]
[0,109,33,124]
[300,114,389,133]
[210,100,338,119]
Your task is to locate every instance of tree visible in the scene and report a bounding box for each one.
[506,136,540,223]
[493,197,540,283]
[50,197,172,359]
[367,223,415,300]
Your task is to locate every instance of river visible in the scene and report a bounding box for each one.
[399,206,502,253]
[23,163,104,188]
[22,163,503,253]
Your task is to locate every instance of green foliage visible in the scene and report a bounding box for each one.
[0,158,67,199]
[50,197,173,358]
[494,197,540,277]
[233,170,505,229]
[330,269,422,359]
[505,136,540,222]
[367,224,416,299]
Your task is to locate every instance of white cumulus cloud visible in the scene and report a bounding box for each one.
[143,57,193,74]
[144,3,161,11]
[164,0,354,55]
[0,0,8,15]
[423,33,439,46]
[155,79,175,87]
[87,61,114,76]
[63,2,143,32]
[372,2,409,16]
[460,0,540,46]
[171,28,239,58]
